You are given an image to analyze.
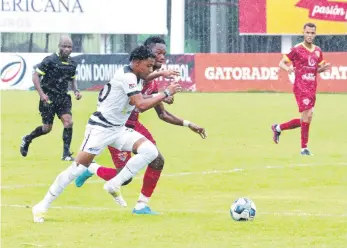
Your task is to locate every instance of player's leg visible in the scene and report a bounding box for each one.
[20,100,55,157]
[104,128,158,207]
[57,94,74,161]
[133,123,163,214]
[32,126,113,223]
[300,104,314,155]
[75,146,132,187]
[133,152,164,215]
[271,93,302,144]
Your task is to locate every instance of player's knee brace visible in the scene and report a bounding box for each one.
[149,153,165,170]
[137,141,158,164]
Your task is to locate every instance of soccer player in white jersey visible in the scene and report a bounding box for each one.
[31,45,182,223]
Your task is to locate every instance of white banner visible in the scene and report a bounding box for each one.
[0,0,167,34]
[0,53,49,90]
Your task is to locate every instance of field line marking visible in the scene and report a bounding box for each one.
[1,162,347,189]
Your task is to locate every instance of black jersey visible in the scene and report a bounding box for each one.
[35,53,77,97]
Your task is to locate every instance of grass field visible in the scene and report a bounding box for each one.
[1,91,347,248]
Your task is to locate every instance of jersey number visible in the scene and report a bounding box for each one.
[98,83,111,102]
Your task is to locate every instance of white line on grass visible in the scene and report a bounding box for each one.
[1,162,347,190]
[1,203,346,218]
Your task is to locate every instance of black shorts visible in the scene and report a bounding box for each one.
[39,94,72,124]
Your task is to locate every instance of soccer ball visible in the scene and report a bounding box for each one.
[230,197,256,221]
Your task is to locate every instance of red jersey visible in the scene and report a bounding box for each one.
[284,43,324,94]
[125,81,159,127]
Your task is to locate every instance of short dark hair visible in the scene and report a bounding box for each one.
[143,36,166,47]
[304,22,316,29]
[129,45,156,62]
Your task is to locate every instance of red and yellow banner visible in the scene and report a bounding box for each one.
[239,0,347,35]
[194,53,347,93]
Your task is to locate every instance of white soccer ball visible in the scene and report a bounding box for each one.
[230,197,256,221]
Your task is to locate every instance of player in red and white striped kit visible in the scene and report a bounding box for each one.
[75,36,207,214]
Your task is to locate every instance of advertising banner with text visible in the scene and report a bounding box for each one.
[0,53,195,92]
[0,0,167,34]
[195,53,347,93]
[239,0,347,35]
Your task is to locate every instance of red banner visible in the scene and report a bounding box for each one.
[194,53,347,93]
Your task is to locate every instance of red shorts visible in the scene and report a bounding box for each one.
[294,91,316,113]
[108,122,156,169]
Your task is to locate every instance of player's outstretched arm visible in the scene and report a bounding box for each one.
[130,82,181,113]
[144,70,180,82]
[154,103,207,139]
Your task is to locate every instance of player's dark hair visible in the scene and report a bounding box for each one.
[129,45,156,62]
[143,36,166,48]
[303,22,316,29]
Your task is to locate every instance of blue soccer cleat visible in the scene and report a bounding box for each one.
[132,206,159,215]
[75,170,94,187]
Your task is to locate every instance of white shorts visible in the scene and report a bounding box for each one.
[80,125,145,155]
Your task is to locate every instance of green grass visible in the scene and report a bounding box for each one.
[1,91,347,248]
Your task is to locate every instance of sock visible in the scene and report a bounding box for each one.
[88,162,100,174]
[141,166,162,198]
[96,166,117,181]
[40,162,87,209]
[279,118,301,131]
[27,126,45,141]
[135,193,151,210]
[107,141,158,188]
[62,128,73,155]
[301,122,310,149]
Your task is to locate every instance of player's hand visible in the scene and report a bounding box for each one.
[188,123,207,139]
[166,82,182,96]
[287,67,295,74]
[319,63,331,73]
[163,96,174,105]
[40,93,50,104]
[162,70,180,79]
[74,91,82,100]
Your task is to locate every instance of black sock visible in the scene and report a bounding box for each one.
[63,128,73,156]
[27,126,45,142]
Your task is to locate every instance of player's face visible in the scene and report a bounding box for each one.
[151,43,166,70]
[303,27,316,44]
[59,40,73,58]
[136,58,155,79]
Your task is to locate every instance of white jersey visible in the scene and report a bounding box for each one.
[88,65,143,130]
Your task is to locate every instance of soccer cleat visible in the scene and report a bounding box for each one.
[103,182,127,207]
[32,203,48,223]
[271,124,281,144]
[132,206,159,215]
[20,136,31,157]
[75,170,94,187]
[301,148,314,156]
[62,152,74,161]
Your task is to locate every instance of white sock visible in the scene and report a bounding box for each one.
[108,141,158,188]
[88,162,100,174]
[134,193,150,210]
[276,125,281,132]
[41,162,87,209]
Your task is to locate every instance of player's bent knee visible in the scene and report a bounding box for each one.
[149,153,165,170]
[137,141,159,164]
[63,121,73,128]
[42,125,52,133]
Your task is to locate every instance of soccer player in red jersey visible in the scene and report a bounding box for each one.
[75,36,207,214]
[271,23,331,155]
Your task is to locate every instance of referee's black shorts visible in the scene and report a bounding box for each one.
[39,94,72,124]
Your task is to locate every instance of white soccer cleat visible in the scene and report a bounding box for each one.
[103,182,127,208]
[32,203,48,223]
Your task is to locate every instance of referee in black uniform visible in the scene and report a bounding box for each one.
[20,35,82,161]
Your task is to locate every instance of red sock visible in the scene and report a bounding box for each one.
[96,166,117,181]
[279,118,301,131]
[301,122,310,148]
[141,166,162,198]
